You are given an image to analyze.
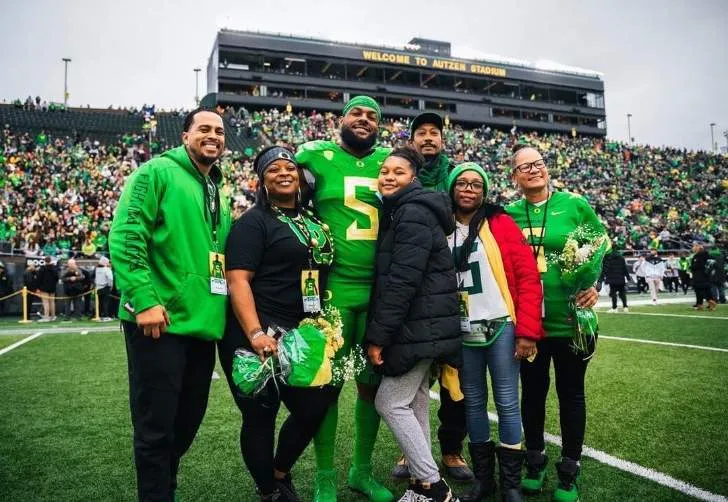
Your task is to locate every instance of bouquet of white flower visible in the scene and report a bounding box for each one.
[551,226,610,358]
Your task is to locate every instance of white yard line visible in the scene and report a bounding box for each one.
[0,332,45,357]
[600,336,728,353]
[600,310,728,321]
[428,390,727,501]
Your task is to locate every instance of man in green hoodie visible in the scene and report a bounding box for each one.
[389,112,473,482]
[110,108,231,502]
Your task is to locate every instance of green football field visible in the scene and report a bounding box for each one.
[0,305,726,502]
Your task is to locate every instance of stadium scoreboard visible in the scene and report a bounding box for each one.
[206,30,606,136]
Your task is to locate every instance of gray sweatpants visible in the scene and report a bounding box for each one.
[375,359,440,484]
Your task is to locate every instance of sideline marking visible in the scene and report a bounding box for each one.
[600,310,728,321]
[0,332,44,357]
[428,390,727,501]
[601,335,728,353]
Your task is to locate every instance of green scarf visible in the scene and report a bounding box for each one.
[419,153,452,193]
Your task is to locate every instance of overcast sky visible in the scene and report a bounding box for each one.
[2,0,726,151]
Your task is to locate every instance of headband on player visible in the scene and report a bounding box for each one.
[342,95,381,121]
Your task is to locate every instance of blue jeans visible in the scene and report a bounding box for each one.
[459,322,521,445]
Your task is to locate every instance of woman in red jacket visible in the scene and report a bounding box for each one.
[447,163,544,502]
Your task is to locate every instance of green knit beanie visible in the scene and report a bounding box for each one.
[447,162,490,195]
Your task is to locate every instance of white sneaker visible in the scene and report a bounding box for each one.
[623,307,629,312]
[607,308,617,313]
[38,317,50,323]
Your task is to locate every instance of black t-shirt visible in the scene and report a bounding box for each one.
[224,205,329,349]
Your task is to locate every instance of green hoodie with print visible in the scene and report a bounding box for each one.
[110,146,231,340]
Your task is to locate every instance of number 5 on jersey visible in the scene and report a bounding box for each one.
[344,177,379,241]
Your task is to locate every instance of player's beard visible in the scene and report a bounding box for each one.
[340,125,377,153]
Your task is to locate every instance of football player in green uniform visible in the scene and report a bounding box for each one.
[506,144,605,502]
[296,96,393,502]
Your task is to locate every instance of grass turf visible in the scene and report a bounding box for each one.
[0,334,30,350]
[0,307,725,501]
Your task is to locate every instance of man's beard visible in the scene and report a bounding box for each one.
[188,146,219,167]
[341,125,377,153]
[422,151,439,162]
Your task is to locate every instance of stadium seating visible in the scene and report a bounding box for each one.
[1,106,726,258]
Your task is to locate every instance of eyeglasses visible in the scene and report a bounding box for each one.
[514,159,546,173]
[454,180,485,192]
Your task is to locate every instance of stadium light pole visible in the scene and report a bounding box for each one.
[626,113,633,144]
[194,67,201,106]
[709,122,716,152]
[62,58,72,107]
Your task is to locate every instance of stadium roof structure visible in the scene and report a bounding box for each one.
[217,28,603,79]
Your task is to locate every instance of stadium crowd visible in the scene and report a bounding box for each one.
[1,108,726,259]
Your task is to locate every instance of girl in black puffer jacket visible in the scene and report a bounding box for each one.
[366,147,461,502]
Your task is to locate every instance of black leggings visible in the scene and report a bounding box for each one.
[236,379,338,493]
[218,320,339,494]
[521,337,589,461]
[608,283,627,309]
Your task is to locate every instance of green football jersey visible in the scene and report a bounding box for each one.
[506,191,606,338]
[296,140,391,283]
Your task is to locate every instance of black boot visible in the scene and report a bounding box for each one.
[275,473,301,502]
[496,447,524,502]
[461,441,497,502]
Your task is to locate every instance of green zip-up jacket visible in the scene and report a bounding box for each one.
[110,146,232,340]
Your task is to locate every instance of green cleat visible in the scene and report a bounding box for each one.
[347,464,394,502]
[313,469,337,502]
[552,458,581,502]
[521,450,548,495]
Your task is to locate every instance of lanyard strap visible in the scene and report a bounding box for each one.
[524,195,549,263]
[204,176,220,246]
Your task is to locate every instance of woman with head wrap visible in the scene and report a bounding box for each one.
[219,145,338,501]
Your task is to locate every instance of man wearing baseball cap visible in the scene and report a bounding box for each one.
[389,112,474,483]
[408,112,454,193]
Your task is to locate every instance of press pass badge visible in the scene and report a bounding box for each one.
[458,291,471,333]
[209,252,227,295]
[301,269,321,313]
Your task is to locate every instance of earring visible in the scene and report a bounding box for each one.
[263,185,269,199]
[297,187,302,204]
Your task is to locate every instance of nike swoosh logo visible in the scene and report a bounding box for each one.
[551,211,565,216]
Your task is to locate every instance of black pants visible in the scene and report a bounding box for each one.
[521,337,589,461]
[123,321,216,502]
[98,286,111,317]
[678,271,691,294]
[665,277,680,293]
[67,293,83,318]
[608,283,627,309]
[695,286,716,306]
[636,276,648,293]
[218,321,339,495]
[84,288,94,316]
[438,382,467,455]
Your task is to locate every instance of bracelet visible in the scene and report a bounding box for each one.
[249,328,264,341]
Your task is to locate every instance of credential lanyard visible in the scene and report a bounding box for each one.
[524,196,549,263]
[205,176,220,250]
